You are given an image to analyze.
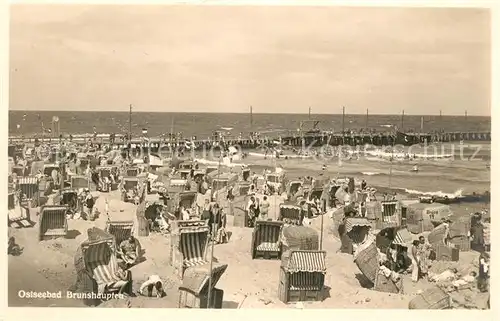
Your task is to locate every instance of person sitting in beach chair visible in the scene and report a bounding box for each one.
[139,275,166,298]
[118,236,140,267]
[106,267,131,295]
[180,204,191,221]
[8,237,23,256]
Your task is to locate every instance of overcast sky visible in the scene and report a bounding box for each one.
[9,5,490,115]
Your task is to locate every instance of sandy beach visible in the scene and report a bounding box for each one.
[8,170,489,309]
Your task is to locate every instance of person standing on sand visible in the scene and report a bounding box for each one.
[478,252,490,292]
[201,199,212,222]
[247,196,257,227]
[84,190,95,221]
[417,236,431,278]
[411,240,420,282]
[215,206,228,244]
[259,196,270,220]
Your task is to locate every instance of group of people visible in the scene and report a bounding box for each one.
[200,199,229,244]
[246,195,270,227]
[63,188,97,221]
[410,236,432,282]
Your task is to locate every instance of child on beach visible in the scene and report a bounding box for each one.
[139,275,166,298]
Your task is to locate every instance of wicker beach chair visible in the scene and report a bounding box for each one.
[178,263,227,308]
[170,220,210,279]
[278,250,327,303]
[278,204,302,225]
[38,205,68,241]
[8,192,32,228]
[17,176,40,207]
[105,221,134,245]
[126,167,139,177]
[251,220,284,259]
[78,228,132,298]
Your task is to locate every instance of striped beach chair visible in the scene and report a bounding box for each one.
[251,220,284,259]
[278,250,327,303]
[126,167,139,177]
[97,166,112,179]
[71,175,90,190]
[105,221,134,245]
[377,201,401,229]
[38,205,68,241]
[170,221,210,279]
[17,176,40,207]
[43,163,60,177]
[278,204,302,225]
[287,181,303,201]
[178,263,228,308]
[8,192,32,228]
[12,165,27,177]
[178,191,197,210]
[344,217,372,245]
[392,228,413,248]
[80,231,131,296]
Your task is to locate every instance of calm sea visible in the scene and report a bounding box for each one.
[8,111,491,138]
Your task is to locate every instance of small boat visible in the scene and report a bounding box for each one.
[410,165,419,172]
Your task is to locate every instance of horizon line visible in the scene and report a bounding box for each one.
[8,109,491,117]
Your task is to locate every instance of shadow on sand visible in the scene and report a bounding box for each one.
[355,273,374,289]
[66,230,81,239]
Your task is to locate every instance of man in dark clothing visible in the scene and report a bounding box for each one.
[478,252,490,292]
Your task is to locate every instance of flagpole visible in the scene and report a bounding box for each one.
[207,154,221,308]
[320,204,324,250]
[128,104,132,159]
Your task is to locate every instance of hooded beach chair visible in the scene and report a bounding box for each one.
[17,176,40,207]
[105,221,134,245]
[8,191,32,228]
[278,204,302,225]
[71,175,90,190]
[121,177,140,203]
[178,191,197,210]
[79,228,132,297]
[339,217,372,254]
[237,183,251,197]
[278,250,327,303]
[308,187,324,202]
[12,165,27,177]
[178,263,228,308]
[43,164,60,177]
[38,205,68,241]
[59,188,79,214]
[287,181,303,201]
[125,167,139,177]
[170,220,210,279]
[376,201,401,229]
[251,220,284,259]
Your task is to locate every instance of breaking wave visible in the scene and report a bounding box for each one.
[361,172,380,176]
[401,188,464,198]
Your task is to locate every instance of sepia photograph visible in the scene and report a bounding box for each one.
[7,3,491,309]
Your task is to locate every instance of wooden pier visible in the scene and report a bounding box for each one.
[8,130,491,151]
